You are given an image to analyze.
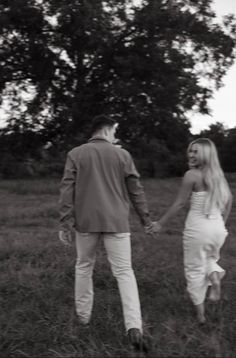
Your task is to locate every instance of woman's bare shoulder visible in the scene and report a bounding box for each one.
[183,168,205,191]
[183,169,200,181]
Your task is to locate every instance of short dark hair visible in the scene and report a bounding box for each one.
[91,115,116,134]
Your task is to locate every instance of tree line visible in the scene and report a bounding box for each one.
[0,0,235,178]
[0,121,235,178]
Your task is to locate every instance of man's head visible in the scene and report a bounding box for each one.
[91,115,118,143]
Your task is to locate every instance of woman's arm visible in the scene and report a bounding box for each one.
[158,170,195,228]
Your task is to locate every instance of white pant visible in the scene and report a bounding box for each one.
[75,232,142,332]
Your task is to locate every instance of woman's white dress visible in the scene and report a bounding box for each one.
[183,191,228,305]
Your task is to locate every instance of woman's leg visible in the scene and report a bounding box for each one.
[208,271,221,301]
[183,239,208,320]
[195,303,206,323]
[206,226,227,302]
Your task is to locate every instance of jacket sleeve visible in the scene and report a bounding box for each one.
[58,153,77,231]
[125,175,151,226]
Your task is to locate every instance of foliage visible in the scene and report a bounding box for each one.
[0,0,236,178]
[198,123,236,172]
[223,127,236,172]
[1,123,236,179]
[0,0,235,147]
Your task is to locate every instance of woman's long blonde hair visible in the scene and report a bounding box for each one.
[187,138,231,214]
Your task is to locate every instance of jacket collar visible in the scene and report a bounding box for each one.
[88,136,111,143]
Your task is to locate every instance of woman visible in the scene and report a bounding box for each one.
[155,138,232,323]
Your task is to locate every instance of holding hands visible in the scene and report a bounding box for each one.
[59,222,163,244]
[153,221,162,234]
[144,221,162,237]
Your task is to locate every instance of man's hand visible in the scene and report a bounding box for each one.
[59,230,72,246]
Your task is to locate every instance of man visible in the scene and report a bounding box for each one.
[59,115,155,351]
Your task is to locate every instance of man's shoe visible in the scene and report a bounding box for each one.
[127,328,148,352]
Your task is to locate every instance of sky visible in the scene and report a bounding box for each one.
[190,0,236,133]
[0,0,235,133]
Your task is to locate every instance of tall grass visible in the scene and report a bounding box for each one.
[0,177,236,357]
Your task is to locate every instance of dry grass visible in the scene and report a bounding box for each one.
[0,177,236,358]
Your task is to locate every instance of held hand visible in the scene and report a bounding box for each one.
[152,221,162,234]
[59,230,72,246]
[144,221,159,238]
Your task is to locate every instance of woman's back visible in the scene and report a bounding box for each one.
[189,191,222,219]
[190,169,206,193]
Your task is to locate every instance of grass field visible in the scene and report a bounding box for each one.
[0,176,236,358]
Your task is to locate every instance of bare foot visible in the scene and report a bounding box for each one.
[196,303,206,324]
[209,272,221,302]
[197,315,206,324]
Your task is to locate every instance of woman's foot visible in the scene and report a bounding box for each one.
[197,314,206,324]
[209,272,221,302]
[196,303,206,324]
